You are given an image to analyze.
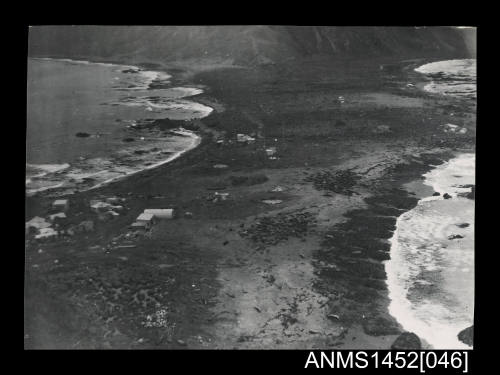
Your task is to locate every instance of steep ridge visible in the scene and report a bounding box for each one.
[28,26,475,65]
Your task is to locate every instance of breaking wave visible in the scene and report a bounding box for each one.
[415,59,476,99]
[385,153,475,349]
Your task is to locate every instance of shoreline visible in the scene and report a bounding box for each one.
[25,55,475,349]
[27,57,214,197]
[385,152,475,350]
[87,129,202,192]
[312,149,460,349]
[26,129,203,197]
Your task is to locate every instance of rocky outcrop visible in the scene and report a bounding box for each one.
[362,317,401,336]
[391,332,422,350]
[458,325,473,347]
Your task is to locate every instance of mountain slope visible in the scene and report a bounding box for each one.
[28,26,476,65]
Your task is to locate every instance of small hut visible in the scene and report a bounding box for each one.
[52,199,69,212]
[132,212,156,230]
[143,209,175,220]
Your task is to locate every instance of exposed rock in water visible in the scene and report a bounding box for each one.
[122,137,135,142]
[457,185,475,200]
[432,192,441,196]
[466,186,475,200]
[75,132,91,138]
[443,193,452,199]
[448,234,464,240]
[458,325,473,347]
[391,332,422,350]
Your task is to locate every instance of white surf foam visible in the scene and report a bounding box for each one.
[385,153,475,349]
[27,58,211,195]
[26,130,201,195]
[415,59,476,99]
[415,59,476,76]
[88,129,201,191]
[26,163,71,183]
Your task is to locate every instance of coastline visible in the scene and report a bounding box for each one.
[312,149,458,349]
[25,55,475,349]
[26,57,212,197]
[87,129,202,192]
[385,152,475,350]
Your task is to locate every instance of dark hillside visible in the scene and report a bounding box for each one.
[28,26,476,65]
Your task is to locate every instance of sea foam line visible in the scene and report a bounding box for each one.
[385,153,475,349]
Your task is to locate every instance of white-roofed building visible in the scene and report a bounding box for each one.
[52,199,69,212]
[132,212,156,230]
[143,209,174,220]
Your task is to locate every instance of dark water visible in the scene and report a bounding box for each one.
[26,58,212,194]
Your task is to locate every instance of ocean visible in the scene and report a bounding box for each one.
[414,59,476,99]
[385,59,476,349]
[26,58,212,195]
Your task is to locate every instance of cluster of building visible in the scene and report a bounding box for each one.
[25,199,70,240]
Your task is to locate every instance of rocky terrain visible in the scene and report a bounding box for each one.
[25,27,476,349]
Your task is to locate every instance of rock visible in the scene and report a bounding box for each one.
[122,137,135,142]
[75,132,91,138]
[362,316,400,336]
[177,339,187,346]
[456,223,470,228]
[458,326,473,347]
[432,192,440,196]
[443,193,452,199]
[391,332,421,350]
[448,234,464,240]
[122,68,140,74]
[465,186,475,200]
